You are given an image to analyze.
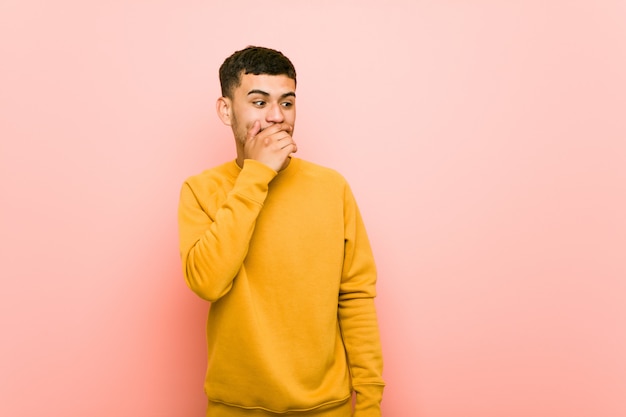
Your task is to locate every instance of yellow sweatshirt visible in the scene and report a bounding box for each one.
[178,158,384,416]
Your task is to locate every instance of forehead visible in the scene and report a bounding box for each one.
[235,73,296,96]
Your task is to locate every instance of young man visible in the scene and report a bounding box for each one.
[178,46,384,417]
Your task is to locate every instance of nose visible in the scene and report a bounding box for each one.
[265,102,284,123]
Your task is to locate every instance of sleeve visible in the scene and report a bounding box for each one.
[177,160,277,301]
[337,183,385,416]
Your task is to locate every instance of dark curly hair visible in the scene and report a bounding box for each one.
[219,46,297,98]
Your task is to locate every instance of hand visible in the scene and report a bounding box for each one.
[243,121,297,171]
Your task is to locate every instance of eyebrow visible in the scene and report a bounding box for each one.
[247,89,296,99]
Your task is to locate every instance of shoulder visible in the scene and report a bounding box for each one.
[183,160,239,191]
[295,158,348,185]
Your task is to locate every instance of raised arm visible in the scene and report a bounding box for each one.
[178,160,277,301]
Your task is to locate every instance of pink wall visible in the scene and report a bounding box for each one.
[1,1,625,416]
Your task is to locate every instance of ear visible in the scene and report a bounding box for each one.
[216,96,232,126]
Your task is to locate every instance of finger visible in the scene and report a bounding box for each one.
[280,123,293,134]
[272,130,293,142]
[279,138,297,151]
[281,123,294,135]
[259,123,293,138]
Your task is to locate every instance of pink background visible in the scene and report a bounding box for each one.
[1,1,625,416]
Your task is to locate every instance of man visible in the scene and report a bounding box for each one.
[178,46,384,417]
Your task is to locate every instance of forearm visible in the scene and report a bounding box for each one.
[178,160,276,301]
[338,297,385,416]
[339,184,385,415]
[182,192,261,301]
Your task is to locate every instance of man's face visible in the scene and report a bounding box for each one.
[224,73,296,145]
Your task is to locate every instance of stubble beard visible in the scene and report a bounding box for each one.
[230,113,247,146]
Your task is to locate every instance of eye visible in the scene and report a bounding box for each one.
[252,100,266,107]
[281,101,294,108]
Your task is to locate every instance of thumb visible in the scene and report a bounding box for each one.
[246,120,261,142]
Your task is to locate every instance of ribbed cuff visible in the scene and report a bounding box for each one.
[354,383,385,416]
